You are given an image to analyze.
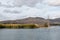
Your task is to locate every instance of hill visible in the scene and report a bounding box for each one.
[0,17,60,24]
[0,17,46,24]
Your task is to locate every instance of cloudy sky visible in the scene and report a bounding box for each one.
[0,0,60,20]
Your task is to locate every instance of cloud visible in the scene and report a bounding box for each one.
[0,5,45,20]
[0,0,44,7]
[14,0,43,7]
[47,0,60,6]
[0,0,60,21]
[1,0,60,6]
[51,13,60,19]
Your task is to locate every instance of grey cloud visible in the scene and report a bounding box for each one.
[48,4,60,6]
[0,0,43,8]
[0,2,21,8]
[46,0,60,6]
[14,0,43,7]
[4,10,21,14]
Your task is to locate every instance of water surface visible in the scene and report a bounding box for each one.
[0,26,60,40]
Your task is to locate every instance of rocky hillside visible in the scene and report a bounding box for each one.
[0,17,60,24]
[0,17,46,24]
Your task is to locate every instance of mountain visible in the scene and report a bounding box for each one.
[0,17,46,24]
[49,18,60,24]
[0,17,60,24]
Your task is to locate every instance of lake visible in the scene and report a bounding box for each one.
[0,26,60,40]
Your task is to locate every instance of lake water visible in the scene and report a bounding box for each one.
[0,26,60,40]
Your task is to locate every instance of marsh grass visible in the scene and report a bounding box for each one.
[0,24,39,29]
[0,23,48,29]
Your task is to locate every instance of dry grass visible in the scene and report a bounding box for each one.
[0,23,48,29]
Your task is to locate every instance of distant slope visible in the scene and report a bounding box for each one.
[0,17,60,24]
[0,17,46,24]
[50,18,60,24]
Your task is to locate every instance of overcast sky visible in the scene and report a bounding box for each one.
[0,0,60,20]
